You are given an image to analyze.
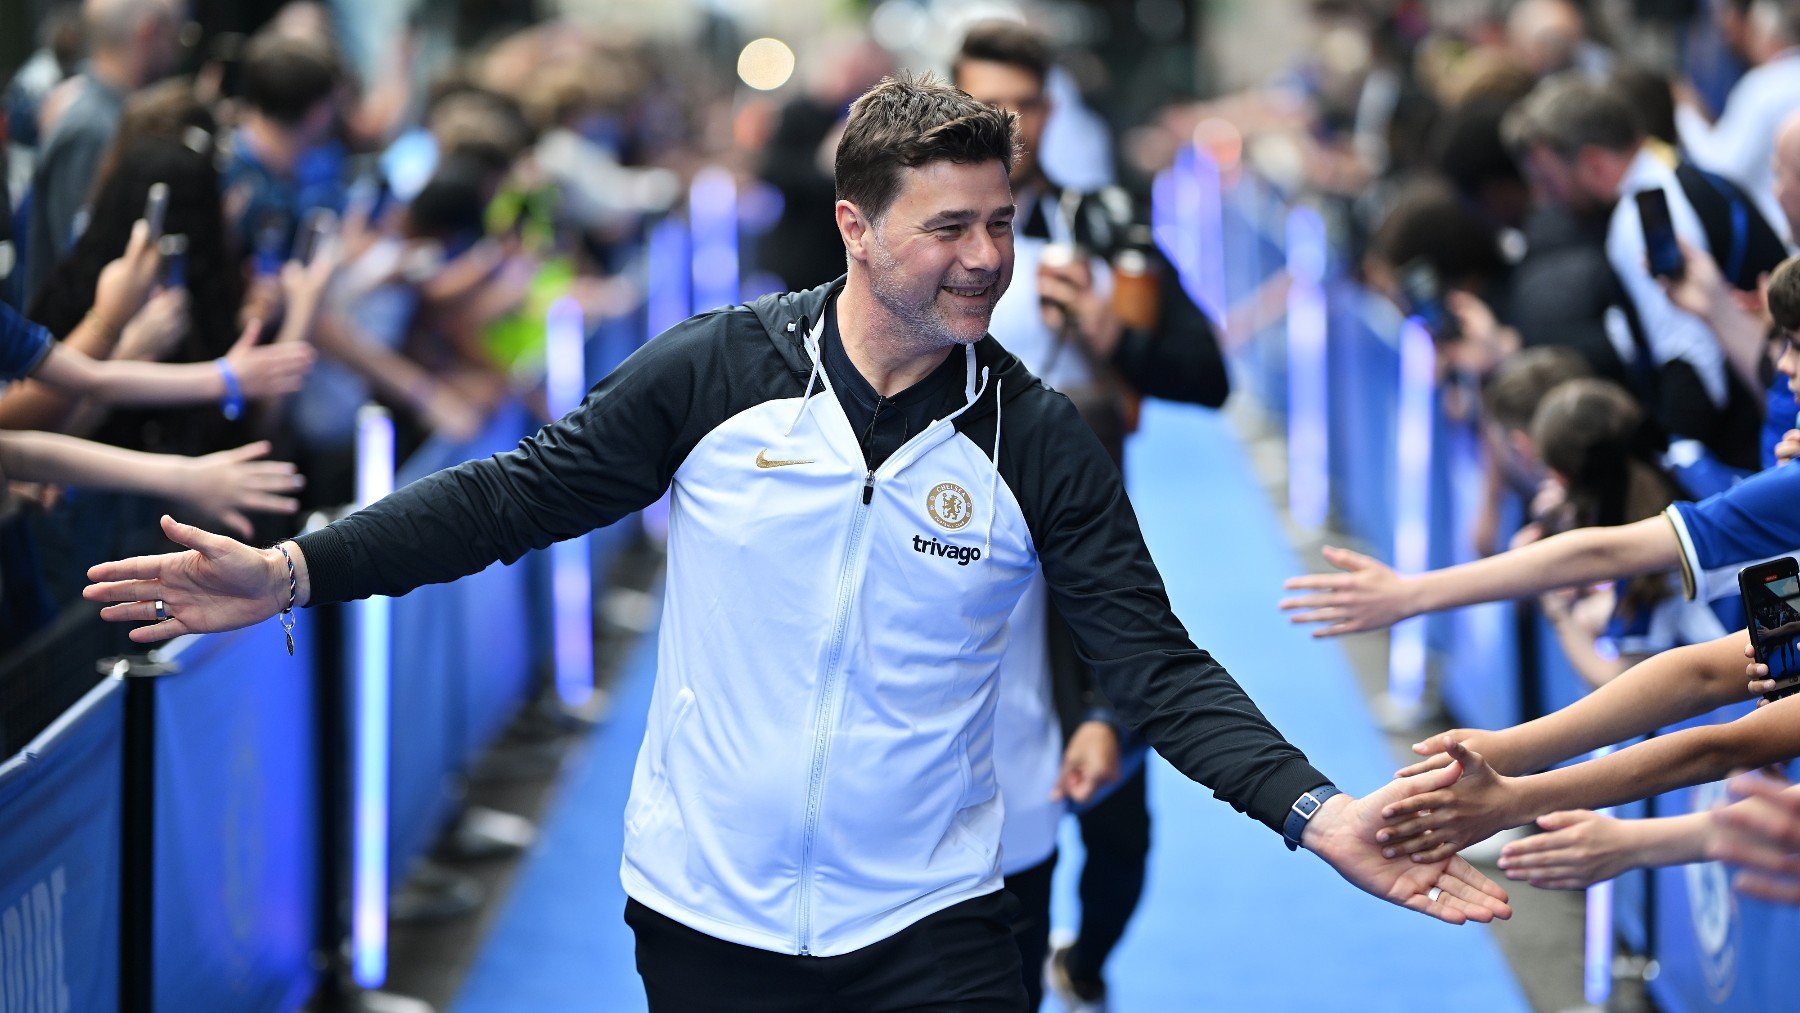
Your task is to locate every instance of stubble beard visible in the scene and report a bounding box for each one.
[866,232,996,353]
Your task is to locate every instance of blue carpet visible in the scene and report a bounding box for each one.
[457,400,1529,1012]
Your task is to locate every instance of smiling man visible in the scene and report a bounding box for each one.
[85,75,1508,1011]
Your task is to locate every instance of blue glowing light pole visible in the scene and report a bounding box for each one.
[545,296,595,707]
[1170,144,1227,322]
[351,404,395,988]
[1386,318,1435,721]
[688,166,740,314]
[1285,206,1330,530]
[646,215,691,338]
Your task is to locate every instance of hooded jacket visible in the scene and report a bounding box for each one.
[295,279,1329,956]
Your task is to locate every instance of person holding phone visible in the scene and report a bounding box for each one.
[1,220,313,415]
[1504,76,1782,473]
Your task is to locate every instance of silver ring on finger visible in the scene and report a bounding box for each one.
[1427,886,1442,903]
[154,599,169,621]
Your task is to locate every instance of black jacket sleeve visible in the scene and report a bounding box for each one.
[995,386,1329,834]
[297,311,777,605]
[1108,256,1229,408]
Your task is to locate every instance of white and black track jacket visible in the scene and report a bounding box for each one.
[295,279,1330,957]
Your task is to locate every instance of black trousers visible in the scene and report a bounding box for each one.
[1068,763,1151,984]
[626,893,1028,1012]
[1001,851,1057,1010]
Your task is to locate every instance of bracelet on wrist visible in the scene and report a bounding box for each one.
[215,358,245,420]
[275,541,298,656]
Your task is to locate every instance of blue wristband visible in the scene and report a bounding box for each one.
[216,358,244,420]
[1283,784,1342,851]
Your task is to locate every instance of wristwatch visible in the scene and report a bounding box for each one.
[1283,785,1342,851]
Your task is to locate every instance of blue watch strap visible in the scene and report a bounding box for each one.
[1283,784,1342,851]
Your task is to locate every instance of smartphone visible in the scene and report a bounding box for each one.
[144,182,169,242]
[1740,557,1800,702]
[158,234,188,289]
[1636,188,1684,280]
[253,214,288,277]
[1396,258,1460,342]
[293,208,339,266]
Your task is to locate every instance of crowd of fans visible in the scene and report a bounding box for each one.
[1251,0,1800,921]
[0,0,712,661]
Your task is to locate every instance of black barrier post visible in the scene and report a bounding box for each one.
[310,594,354,1008]
[108,653,175,1013]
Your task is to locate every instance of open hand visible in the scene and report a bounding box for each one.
[1379,738,1527,862]
[223,320,316,399]
[1496,810,1635,890]
[1304,768,1513,925]
[1279,545,1414,637]
[1711,770,1800,904]
[83,515,291,643]
[1394,729,1493,778]
[176,440,305,536]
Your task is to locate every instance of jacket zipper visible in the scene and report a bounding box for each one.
[797,472,874,955]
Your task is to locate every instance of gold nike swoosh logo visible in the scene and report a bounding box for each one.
[755,450,814,469]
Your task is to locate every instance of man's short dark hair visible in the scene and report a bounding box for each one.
[1608,64,1678,146]
[1502,76,1642,158]
[953,20,1052,85]
[1769,256,1800,332]
[835,73,1017,223]
[240,34,338,126]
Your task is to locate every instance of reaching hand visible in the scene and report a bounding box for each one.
[1303,769,1513,925]
[280,237,344,318]
[1711,770,1800,904]
[223,320,316,399]
[1379,738,1528,862]
[176,440,305,536]
[1279,545,1415,637]
[1662,238,1725,320]
[83,515,291,644]
[93,220,163,330]
[1051,720,1122,805]
[1393,729,1491,778]
[1777,429,1800,466]
[1496,810,1636,890]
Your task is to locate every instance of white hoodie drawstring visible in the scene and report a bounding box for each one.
[984,377,1002,556]
[784,319,825,436]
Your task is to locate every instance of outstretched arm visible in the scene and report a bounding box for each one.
[1396,631,1756,778]
[1494,810,1717,891]
[85,515,312,643]
[1380,696,1800,861]
[1301,764,1513,925]
[32,320,314,407]
[0,433,302,537]
[1279,517,1680,637]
